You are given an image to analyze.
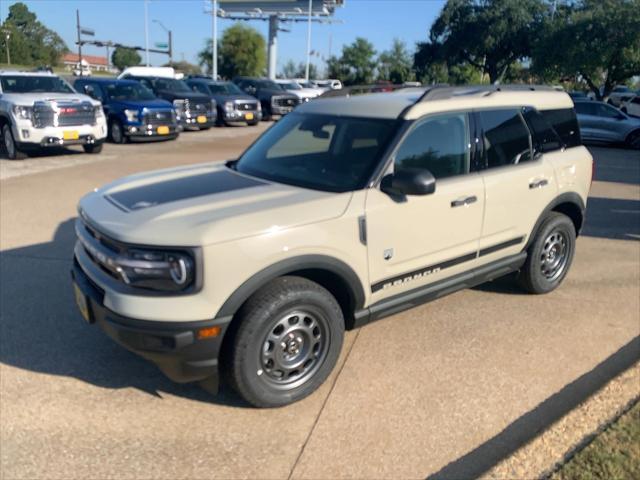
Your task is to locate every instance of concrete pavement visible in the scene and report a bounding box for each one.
[1,130,638,479]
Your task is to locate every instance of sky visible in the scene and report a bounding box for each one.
[0,0,447,73]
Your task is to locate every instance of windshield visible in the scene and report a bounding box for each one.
[209,82,244,95]
[257,80,283,90]
[280,82,302,90]
[105,82,156,101]
[0,75,74,94]
[152,78,191,92]
[235,113,398,192]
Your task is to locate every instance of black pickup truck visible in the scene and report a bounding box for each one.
[232,77,300,121]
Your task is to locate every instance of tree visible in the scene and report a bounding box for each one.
[280,60,319,79]
[164,61,201,75]
[413,41,483,85]
[281,60,298,78]
[327,37,377,85]
[198,23,266,79]
[532,0,640,99]
[0,2,67,66]
[111,47,141,71]
[423,0,546,83]
[377,39,414,83]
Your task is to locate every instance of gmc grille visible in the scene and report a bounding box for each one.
[33,101,96,128]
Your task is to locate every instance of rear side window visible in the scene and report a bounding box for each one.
[632,97,640,105]
[540,108,581,148]
[478,109,532,168]
[522,107,563,154]
[394,113,470,179]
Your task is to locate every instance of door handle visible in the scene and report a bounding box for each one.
[529,179,549,189]
[451,195,478,208]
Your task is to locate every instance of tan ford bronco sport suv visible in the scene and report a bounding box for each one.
[71,85,592,407]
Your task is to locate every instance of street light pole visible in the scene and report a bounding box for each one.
[305,0,312,81]
[2,30,10,64]
[153,19,172,65]
[212,0,218,80]
[144,0,150,66]
[76,10,82,68]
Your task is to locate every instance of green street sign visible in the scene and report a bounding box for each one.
[155,42,168,49]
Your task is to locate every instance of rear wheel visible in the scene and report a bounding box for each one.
[2,124,26,160]
[517,212,576,294]
[226,276,344,407]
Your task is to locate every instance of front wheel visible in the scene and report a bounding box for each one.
[83,143,103,154]
[517,212,576,294]
[2,124,26,160]
[109,120,127,144]
[226,276,344,407]
[626,130,640,150]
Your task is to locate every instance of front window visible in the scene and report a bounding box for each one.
[152,78,191,93]
[280,82,302,90]
[105,82,156,101]
[394,113,470,179]
[0,75,74,94]
[257,80,283,90]
[208,82,244,95]
[235,113,398,192]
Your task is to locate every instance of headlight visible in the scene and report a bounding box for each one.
[224,101,234,112]
[211,99,217,111]
[123,249,195,291]
[94,105,105,120]
[124,109,139,122]
[173,99,185,110]
[256,102,261,111]
[12,105,33,120]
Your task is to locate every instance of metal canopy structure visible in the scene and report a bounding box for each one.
[207,1,344,80]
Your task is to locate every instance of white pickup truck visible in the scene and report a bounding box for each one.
[0,71,107,160]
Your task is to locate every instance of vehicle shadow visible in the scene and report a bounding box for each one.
[0,145,86,161]
[0,218,248,408]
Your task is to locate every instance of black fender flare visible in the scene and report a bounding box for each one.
[524,192,586,250]
[215,255,366,319]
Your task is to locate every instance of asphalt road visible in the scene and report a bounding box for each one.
[1,129,639,479]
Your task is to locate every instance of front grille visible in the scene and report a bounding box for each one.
[191,102,208,113]
[142,109,176,125]
[272,96,299,108]
[33,101,96,128]
[236,100,259,111]
[78,219,125,281]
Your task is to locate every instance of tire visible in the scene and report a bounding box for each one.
[226,276,344,408]
[109,120,126,144]
[517,212,576,294]
[83,143,103,154]
[2,124,26,160]
[626,130,640,150]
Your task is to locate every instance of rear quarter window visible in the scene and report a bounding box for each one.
[540,108,581,148]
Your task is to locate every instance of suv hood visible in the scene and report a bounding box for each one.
[109,98,173,110]
[2,92,100,106]
[155,90,209,103]
[79,163,352,246]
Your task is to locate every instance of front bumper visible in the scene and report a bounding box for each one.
[176,111,216,129]
[12,118,107,146]
[125,123,180,140]
[71,258,231,388]
[222,109,262,123]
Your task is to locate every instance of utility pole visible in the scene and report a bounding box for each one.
[168,30,173,65]
[305,0,312,80]
[144,0,150,66]
[76,10,82,68]
[212,0,217,80]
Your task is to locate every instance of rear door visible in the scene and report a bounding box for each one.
[476,108,558,262]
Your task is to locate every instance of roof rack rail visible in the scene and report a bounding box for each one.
[415,84,560,103]
[319,84,412,98]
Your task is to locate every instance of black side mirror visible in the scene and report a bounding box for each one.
[381,168,436,196]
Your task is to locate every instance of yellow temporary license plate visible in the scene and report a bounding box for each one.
[73,282,90,323]
[196,115,207,124]
[245,112,254,121]
[157,125,170,135]
[63,130,79,140]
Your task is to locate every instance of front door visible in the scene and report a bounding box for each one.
[365,112,485,301]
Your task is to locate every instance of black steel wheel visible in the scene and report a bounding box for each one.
[110,120,126,144]
[518,212,576,294]
[225,276,344,407]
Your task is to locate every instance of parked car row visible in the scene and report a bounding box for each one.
[0,66,346,159]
